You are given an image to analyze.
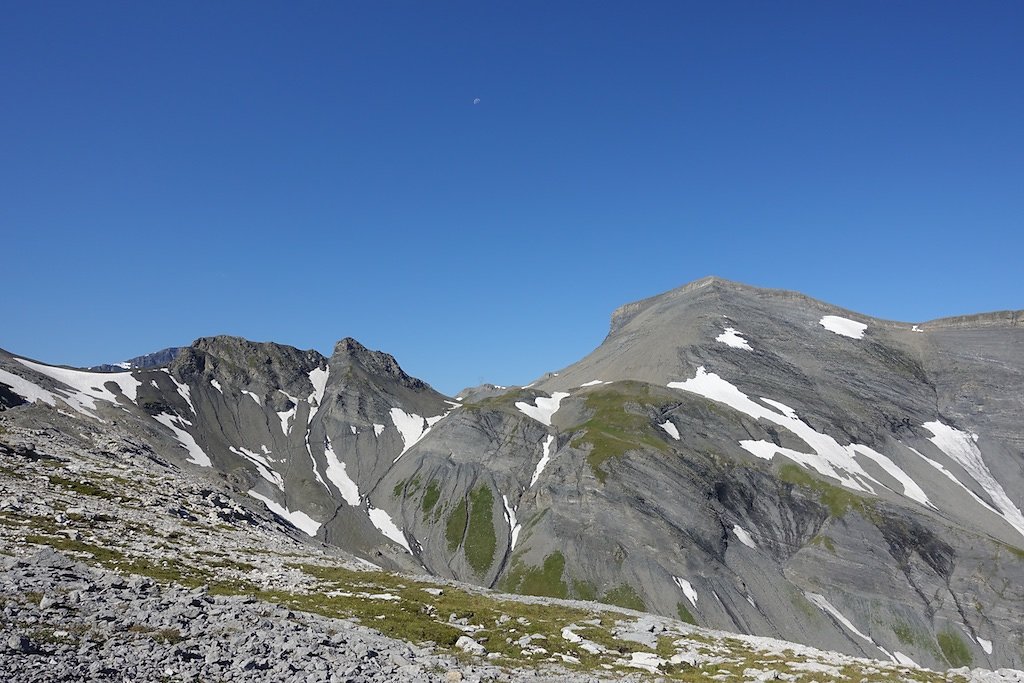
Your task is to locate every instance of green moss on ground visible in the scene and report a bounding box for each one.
[572,579,597,601]
[465,486,497,574]
[47,475,118,501]
[568,381,672,483]
[422,480,441,513]
[810,534,837,553]
[777,464,872,518]
[677,602,697,625]
[938,629,973,667]
[501,552,568,599]
[445,498,468,552]
[601,583,646,611]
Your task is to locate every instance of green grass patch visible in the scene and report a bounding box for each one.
[777,464,872,518]
[676,602,697,625]
[501,552,568,599]
[392,479,405,497]
[601,583,645,611]
[938,629,973,667]
[445,498,468,552]
[572,579,597,601]
[568,381,672,483]
[422,480,441,514]
[810,534,837,554]
[465,486,497,574]
[47,475,118,500]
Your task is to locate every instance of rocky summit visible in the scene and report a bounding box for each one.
[1,276,1023,682]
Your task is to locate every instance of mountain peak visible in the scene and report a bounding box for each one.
[330,337,426,391]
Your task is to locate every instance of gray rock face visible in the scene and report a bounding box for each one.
[1,275,1022,673]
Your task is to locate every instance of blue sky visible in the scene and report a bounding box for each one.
[3,2,1021,394]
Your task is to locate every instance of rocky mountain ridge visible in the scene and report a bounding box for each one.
[2,276,1022,677]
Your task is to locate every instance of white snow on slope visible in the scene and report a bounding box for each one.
[906,445,999,514]
[153,413,212,467]
[806,593,873,642]
[716,327,752,350]
[303,430,328,489]
[368,507,411,553]
[0,368,58,406]
[530,435,557,488]
[923,421,1024,539]
[248,490,320,537]
[893,651,919,667]
[164,373,195,414]
[659,420,680,440]
[760,398,798,420]
[323,436,361,506]
[502,494,522,551]
[426,413,448,427]
[242,390,262,406]
[307,366,329,422]
[672,576,698,607]
[16,358,140,416]
[277,405,296,437]
[515,392,570,426]
[390,408,428,460]
[819,315,867,339]
[373,423,385,437]
[579,379,604,387]
[229,446,283,490]
[732,524,757,549]
[668,367,932,507]
[210,379,223,394]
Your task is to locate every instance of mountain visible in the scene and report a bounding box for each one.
[1,276,1022,676]
[88,346,182,372]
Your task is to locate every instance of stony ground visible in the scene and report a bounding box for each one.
[2,406,1023,682]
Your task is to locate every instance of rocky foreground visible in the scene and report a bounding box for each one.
[2,406,1023,682]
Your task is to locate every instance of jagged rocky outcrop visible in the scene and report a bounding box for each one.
[1,276,1022,673]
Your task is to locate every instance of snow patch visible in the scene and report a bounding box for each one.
[247,490,320,537]
[515,392,570,426]
[893,651,919,667]
[242,390,262,406]
[367,507,411,553]
[659,420,680,440]
[307,366,329,423]
[166,375,194,414]
[978,637,993,655]
[923,421,1024,540]
[806,593,874,644]
[716,327,752,350]
[323,436,361,506]
[153,413,212,467]
[502,494,521,551]
[819,315,867,339]
[529,435,557,488]
[732,524,757,549]
[0,368,58,406]
[579,379,604,387]
[210,379,223,394]
[389,408,428,460]
[672,577,698,607]
[373,423,385,437]
[15,358,141,417]
[229,446,283,490]
[668,367,932,507]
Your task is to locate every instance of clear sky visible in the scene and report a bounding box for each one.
[3,2,1021,395]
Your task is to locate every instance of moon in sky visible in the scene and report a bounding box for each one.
[473,98,481,105]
